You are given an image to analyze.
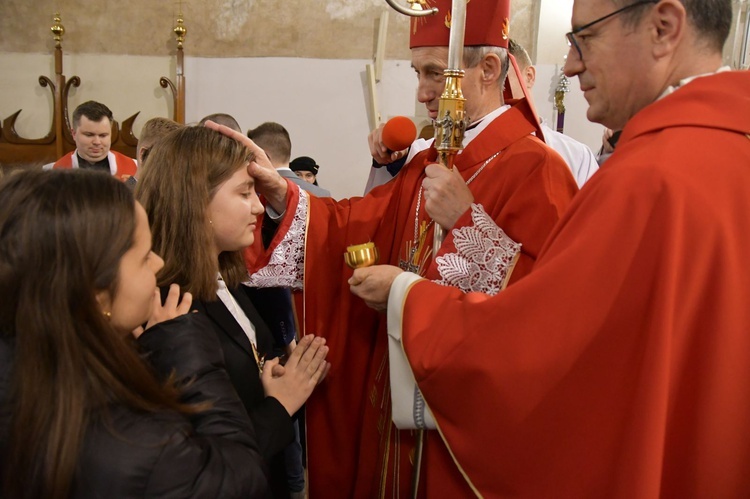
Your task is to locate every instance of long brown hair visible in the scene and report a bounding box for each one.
[135,126,254,301]
[0,170,187,499]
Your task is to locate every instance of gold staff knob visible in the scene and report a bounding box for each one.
[51,13,65,48]
[174,14,187,48]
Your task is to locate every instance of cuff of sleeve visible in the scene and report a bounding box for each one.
[451,205,474,230]
[387,272,423,342]
[266,204,285,220]
[387,272,435,430]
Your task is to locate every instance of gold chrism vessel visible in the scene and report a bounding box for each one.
[344,242,379,269]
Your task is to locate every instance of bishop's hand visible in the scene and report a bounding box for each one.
[349,265,404,312]
[422,163,474,230]
[203,120,289,213]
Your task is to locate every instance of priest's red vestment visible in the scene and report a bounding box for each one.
[390,71,750,497]
[246,100,577,497]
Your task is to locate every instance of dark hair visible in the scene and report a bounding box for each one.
[0,169,188,499]
[614,0,732,51]
[135,126,253,301]
[72,100,113,129]
[198,113,242,133]
[508,39,532,71]
[247,122,292,166]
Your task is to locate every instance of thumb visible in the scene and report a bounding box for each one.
[261,357,281,380]
[424,163,449,179]
[271,363,286,378]
[348,268,369,286]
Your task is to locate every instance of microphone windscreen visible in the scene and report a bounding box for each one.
[382,116,417,152]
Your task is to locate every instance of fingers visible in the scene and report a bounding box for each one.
[304,340,329,378]
[203,120,274,171]
[390,149,406,162]
[162,284,192,315]
[162,283,180,310]
[203,120,246,143]
[320,361,332,383]
[176,291,193,315]
[424,163,451,180]
[285,334,315,367]
[285,336,329,381]
[348,267,370,286]
[271,363,286,378]
[298,337,328,368]
[311,359,331,386]
[260,356,280,384]
[369,125,390,164]
[144,284,194,331]
[131,325,145,339]
[349,265,401,306]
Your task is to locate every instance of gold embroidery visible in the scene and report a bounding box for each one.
[410,1,434,35]
[502,17,510,40]
[399,219,433,275]
[377,398,393,498]
[377,414,386,435]
[444,0,474,30]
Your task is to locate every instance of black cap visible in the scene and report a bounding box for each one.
[289,156,319,175]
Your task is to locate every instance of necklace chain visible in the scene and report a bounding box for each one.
[402,150,502,274]
[219,275,265,375]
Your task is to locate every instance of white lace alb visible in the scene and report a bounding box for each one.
[245,190,308,289]
[435,203,521,295]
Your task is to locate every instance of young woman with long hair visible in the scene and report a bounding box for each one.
[136,125,330,498]
[0,169,294,498]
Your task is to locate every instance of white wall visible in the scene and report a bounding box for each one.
[530,63,605,153]
[185,57,417,200]
[1,50,604,198]
[533,0,605,154]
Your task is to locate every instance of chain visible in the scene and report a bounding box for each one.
[411,150,502,258]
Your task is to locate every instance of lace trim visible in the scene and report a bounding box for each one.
[245,191,308,289]
[435,204,521,296]
[413,385,428,430]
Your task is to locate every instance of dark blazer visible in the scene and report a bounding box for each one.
[278,168,331,197]
[188,285,295,499]
[187,286,294,454]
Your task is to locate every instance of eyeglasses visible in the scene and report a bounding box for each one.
[566,0,658,61]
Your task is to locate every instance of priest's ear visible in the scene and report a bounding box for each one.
[522,64,536,90]
[479,51,503,86]
[649,0,687,59]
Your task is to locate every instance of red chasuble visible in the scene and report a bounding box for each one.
[51,150,137,182]
[246,98,577,497]
[395,71,750,497]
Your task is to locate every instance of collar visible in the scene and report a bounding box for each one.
[73,150,117,175]
[462,105,511,149]
[658,66,731,100]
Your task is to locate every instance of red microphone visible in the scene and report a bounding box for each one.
[382,116,417,152]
